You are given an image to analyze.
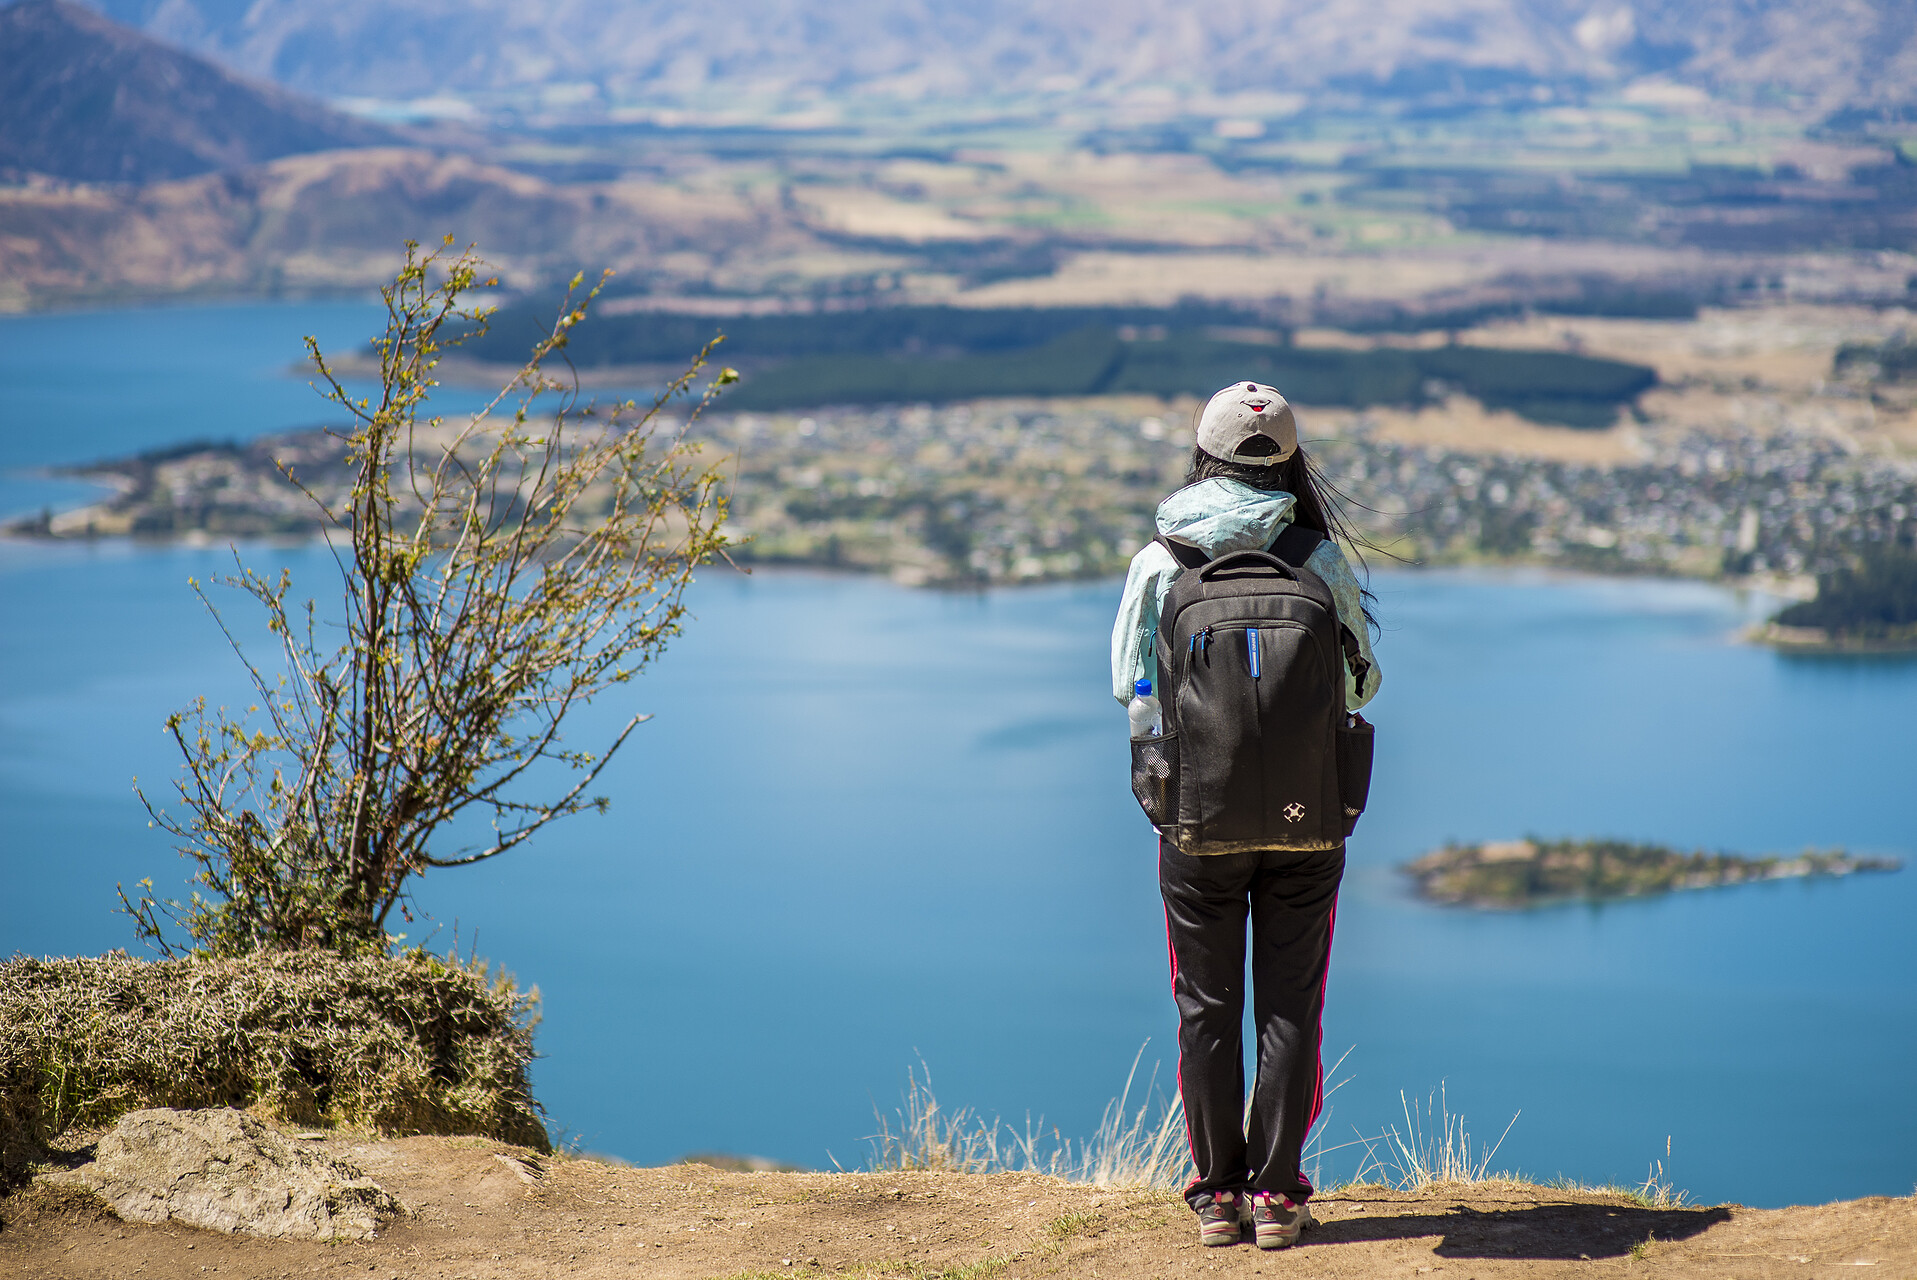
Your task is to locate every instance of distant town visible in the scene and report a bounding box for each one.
[13,395,1916,602]
[704,401,1917,589]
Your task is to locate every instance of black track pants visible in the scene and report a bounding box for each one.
[1159,839,1343,1208]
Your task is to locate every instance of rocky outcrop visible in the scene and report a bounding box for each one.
[46,1108,400,1240]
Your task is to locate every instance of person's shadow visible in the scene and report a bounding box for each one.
[1307,1201,1734,1260]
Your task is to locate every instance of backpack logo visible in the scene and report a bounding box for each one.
[1283,802,1305,823]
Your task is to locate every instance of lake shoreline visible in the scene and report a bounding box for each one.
[0,519,1820,623]
[1746,620,1917,655]
[0,452,1818,608]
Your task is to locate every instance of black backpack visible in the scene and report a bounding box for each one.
[1130,523,1374,853]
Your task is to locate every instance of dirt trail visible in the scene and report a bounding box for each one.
[3,1133,1912,1280]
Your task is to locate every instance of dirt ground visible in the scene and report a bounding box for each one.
[3,1134,1913,1280]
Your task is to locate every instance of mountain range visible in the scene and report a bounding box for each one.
[0,0,390,183]
[3,0,1912,311]
[66,0,1917,115]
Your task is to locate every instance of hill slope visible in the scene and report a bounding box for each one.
[0,0,391,183]
[0,146,792,305]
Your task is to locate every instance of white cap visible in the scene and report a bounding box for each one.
[1196,381,1297,465]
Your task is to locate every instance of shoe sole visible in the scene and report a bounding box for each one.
[1200,1223,1242,1247]
[1253,1208,1313,1250]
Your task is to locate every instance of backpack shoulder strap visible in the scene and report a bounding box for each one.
[1271,522,1374,698]
[1153,534,1210,571]
[1269,522,1325,566]
[1157,526,1324,571]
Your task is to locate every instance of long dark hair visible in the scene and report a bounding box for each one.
[1184,443,1380,635]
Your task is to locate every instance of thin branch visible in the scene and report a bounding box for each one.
[127,241,733,955]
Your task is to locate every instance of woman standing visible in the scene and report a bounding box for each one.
[1110,381,1382,1250]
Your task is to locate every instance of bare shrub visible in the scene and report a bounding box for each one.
[120,239,736,955]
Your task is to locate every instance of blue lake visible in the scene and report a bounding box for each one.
[2,303,1914,1210]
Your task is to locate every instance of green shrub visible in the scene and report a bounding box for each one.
[0,950,546,1179]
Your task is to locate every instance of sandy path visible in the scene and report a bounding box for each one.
[3,1134,1912,1279]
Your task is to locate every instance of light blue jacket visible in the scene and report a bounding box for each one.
[1110,478,1382,711]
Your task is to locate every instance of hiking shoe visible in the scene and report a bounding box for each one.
[1194,1190,1245,1247]
[1249,1192,1313,1250]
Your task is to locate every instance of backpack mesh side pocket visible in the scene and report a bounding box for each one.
[1130,732,1179,829]
[1336,714,1374,837]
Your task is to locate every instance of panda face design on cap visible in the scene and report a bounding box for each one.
[1196,381,1298,465]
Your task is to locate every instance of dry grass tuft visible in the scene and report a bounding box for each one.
[1351,1085,1520,1191]
[0,950,545,1178]
[1631,1159,1689,1209]
[1346,1088,1694,1206]
[866,1053,1193,1190]
[865,1059,1692,1209]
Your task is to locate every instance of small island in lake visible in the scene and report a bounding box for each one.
[1403,838,1901,908]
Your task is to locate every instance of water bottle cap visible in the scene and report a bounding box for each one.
[1134,678,1152,696]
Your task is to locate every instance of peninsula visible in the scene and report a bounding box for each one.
[1403,838,1901,909]
[1753,545,1917,654]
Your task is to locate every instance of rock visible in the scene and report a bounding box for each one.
[43,1108,400,1240]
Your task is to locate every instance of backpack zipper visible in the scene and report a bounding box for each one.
[1185,619,1320,681]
